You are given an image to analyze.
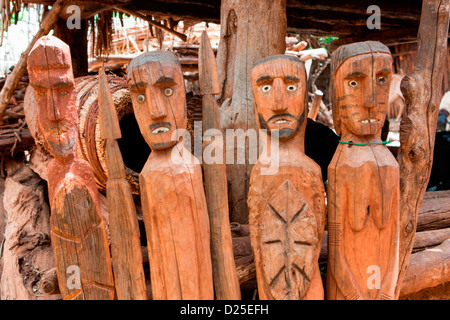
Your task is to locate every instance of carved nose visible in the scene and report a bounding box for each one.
[271,78,287,113]
[364,83,377,108]
[149,93,168,120]
[47,90,61,121]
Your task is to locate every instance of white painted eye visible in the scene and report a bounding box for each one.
[348,80,358,87]
[137,94,146,103]
[164,87,173,97]
[287,85,297,91]
[378,76,386,84]
[262,85,271,93]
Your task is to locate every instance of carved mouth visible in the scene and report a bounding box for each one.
[359,118,379,124]
[149,122,172,134]
[274,118,291,124]
[48,125,67,137]
[152,126,170,134]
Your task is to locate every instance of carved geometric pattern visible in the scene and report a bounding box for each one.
[260,180,319,300]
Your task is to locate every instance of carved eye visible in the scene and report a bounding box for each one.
[348,80,359,87]
[60,91,68,96]
[287,85,297,92]
[137,94,146,103]
[262,85,271,93]
[164,88,173,97]
[378,76,387,84]
[38,91,46,97]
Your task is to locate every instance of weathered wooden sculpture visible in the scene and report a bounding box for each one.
[127,51,214,300]
[198,31,241,300]
[327,41,400,300]
[27,36,115,300]
[98,67,147,300]
[248,55,326,300]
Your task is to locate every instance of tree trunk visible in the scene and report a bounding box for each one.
[216,0,287,223]
[0,159,60,300]
[396,0,450,298]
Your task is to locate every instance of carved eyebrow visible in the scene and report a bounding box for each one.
[31,81,72,89]
[377,68,392,74]
[284,75,300,82]
[129,82,147,90]
[52,81,72,88]
[344,72,367,79]
[256,75,272,85]
[154,76,176,87]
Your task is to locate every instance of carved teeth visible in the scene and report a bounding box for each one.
[152,127,170,134]
[360,119,379,124]
[275,119,289,124]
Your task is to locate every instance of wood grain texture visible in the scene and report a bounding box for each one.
[127,51,214,299]
[199,31,241,300]
[248,56,325,300]
[98,68,147,300]
[327,42,400,300]
[395,0,449,298]
[28,36,115,300]
[216,0,287,223]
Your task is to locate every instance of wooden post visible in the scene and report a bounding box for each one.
[327,41,400,300]
[216,0,287,223]
[27,36,115,300]
[127,51,214,299]
[98,68,147,300]
[198,31,241,300]
[0,0,67,123]
[395,0,450,298]
[248,55,326,300]
[307,90,323,121]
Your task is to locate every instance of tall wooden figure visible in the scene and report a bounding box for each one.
[248,55,326,300]
[327,41,400,300]
[127,51,214,300]
[28,36,115,300]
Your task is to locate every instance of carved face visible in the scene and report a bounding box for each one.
[251,56,307,140]
[28,36,77,160]
[334,52,392,138]
[127,52,187,151]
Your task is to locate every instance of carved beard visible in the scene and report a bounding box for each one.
[258,110,305,140]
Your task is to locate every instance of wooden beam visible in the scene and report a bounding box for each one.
[114,6,187,42]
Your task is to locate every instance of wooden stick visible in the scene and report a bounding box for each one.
[113,6,187,42]
[198,31,241,300]
[307,90,323,121]
[395,0,450,298]
[0,0,67,123]
[98,67,147,300]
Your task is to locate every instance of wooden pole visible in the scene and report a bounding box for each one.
[307,90,323,121]
[395,0,450,298]
[0,0,67,123]
[198,31,241,300]
[98,68,147,300]
[216,0,287,224]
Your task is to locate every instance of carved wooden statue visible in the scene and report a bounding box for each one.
[248,55,326,300]
[27,36,115,300]
[327,41,400,300]
[127,51,214,300]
